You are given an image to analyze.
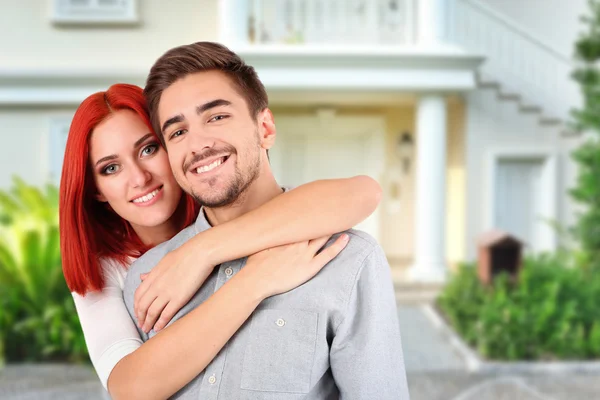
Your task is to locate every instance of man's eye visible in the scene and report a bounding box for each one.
[169,129,186,140]
[209,115,228,123]
[141,144,159,156]
[102,164,120,175]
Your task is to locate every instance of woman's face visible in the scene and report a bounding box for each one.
[89,110,182,239]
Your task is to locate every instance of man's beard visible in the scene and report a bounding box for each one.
[190,132,262,208]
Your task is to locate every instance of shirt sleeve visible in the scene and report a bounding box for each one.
[71,259,143,390]
[330,244,410,400]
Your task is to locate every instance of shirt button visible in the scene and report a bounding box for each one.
[224,267,234,277]
[208,374,216,384]
[276,318,286,327]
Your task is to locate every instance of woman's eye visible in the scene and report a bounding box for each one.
[141,144,159,156]
[102,164,120,175]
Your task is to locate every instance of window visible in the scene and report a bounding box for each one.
[51,0,138,25]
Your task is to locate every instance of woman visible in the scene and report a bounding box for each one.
[60,84,382,400]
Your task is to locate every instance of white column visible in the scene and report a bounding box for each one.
[410,95,448,282]
[417,0,449,45]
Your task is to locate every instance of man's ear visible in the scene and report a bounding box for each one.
[257,108,276,150]
[95,192,108,202]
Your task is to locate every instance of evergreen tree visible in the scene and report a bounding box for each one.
[571,0,600,270]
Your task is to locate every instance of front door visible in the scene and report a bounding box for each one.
[271,113,385,241]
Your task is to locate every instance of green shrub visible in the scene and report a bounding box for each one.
[0,178,88,362]
[438,253,600,360]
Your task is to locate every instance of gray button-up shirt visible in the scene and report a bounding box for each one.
[123,208,410,399]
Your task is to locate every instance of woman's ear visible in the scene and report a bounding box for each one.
[258,108,276,150]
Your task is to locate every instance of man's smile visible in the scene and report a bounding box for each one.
[188,155,231,177]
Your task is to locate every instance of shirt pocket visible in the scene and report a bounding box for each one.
[240,308,318,394]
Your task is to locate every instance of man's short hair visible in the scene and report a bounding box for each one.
[144,41,269,145]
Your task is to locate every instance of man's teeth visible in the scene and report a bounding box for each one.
[196,158,223,174]
[132,188,160,203]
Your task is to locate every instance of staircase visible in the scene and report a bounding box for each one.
[452,0,580,128]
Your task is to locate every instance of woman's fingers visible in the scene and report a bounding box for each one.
[310,234,349,270]
[134,273,155,316]
[153,301,181,332]
[141,296,169,333]
[307,235,333,254]
[136,290,158,327]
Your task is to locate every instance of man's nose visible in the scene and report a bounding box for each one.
[129,163,152,188]
[187,126,216,155]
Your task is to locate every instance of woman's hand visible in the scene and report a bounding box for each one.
[134,248,214,334]
[134,233,349,333]
[240,233,349,299]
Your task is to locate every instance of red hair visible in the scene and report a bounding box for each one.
[60,84,199,295]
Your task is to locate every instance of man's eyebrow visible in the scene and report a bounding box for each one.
[161,100,232,136]
[161,114,184,136]
[196,99,232,115]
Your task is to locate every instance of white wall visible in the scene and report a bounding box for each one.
[0,0,219,71]
[0,109,76,189]
[465,88,576,259]
[479,0,588,58]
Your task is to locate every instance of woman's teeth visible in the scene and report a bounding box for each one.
[196,158,224,174]
[132,188,160,203]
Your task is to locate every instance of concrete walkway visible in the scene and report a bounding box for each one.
[398,299,600,400]
[1,295,599,399]
[399,305,465,372]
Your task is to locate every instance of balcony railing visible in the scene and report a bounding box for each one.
[230,0,415,46]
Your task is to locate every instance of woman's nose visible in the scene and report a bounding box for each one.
[130,164,152,188]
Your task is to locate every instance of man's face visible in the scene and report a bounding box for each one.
[157,70,271,207]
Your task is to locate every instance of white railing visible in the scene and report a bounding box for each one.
[235,0,415,46]
[453,0,580,121]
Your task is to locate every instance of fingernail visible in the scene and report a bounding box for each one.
[341,234,349,241]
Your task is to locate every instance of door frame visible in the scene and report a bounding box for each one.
[484,147,558,252]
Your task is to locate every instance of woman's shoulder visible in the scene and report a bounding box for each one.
[98,256,138,290]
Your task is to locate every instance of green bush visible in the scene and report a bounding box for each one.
[438,253,600,360]
[0,178,88,362]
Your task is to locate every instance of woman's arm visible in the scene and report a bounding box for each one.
[135,175,381,331]
[109,235,348,400]
[196,175,381,265]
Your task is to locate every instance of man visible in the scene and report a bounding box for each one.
[123,41,409,399]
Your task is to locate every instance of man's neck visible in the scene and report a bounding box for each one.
[203,171,283,226]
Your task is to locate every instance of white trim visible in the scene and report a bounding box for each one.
[484,148,558,252]
[0,47,482,106]
[254,68,477,91]
[0,87,110,106]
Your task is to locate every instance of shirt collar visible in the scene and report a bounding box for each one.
[193,187,290,234]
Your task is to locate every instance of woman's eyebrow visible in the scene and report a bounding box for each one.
[94,154,117,167]
[133,133,154,148]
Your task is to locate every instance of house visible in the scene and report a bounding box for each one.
[0,0,587,282]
